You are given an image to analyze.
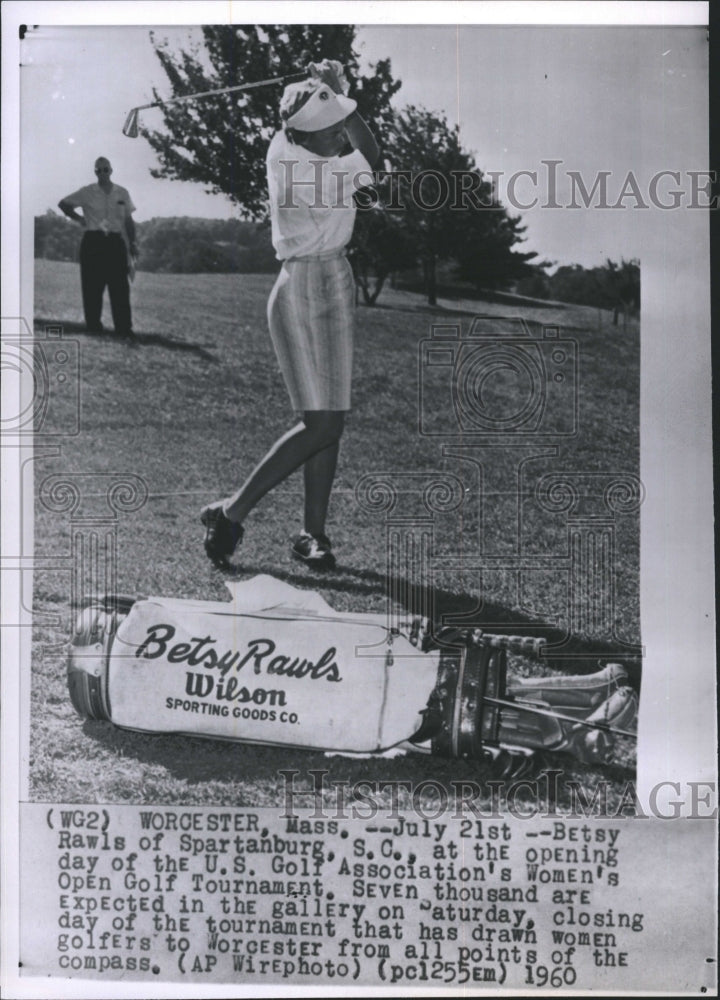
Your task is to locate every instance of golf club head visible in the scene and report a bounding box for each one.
[122,108,140,138]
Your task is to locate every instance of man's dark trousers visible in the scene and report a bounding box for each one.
[80,231,132,335]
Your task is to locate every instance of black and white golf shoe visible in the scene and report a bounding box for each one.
[200,504,243,568]
[291,531,336,570]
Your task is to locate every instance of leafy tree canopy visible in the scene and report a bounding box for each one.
[375,105,546,302]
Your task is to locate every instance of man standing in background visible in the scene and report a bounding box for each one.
[58,157,138,339]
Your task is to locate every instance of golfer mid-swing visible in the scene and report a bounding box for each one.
[201,60,379,569]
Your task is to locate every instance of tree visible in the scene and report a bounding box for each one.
[515,268,551,300]
[34,210,81,262]
[349,204,417,305]
[133,217,277,273]
[452,205,546,293]
[380,106,545,305]
[144,25,401,218]
[546,258,640,323]
[596,258,640,325]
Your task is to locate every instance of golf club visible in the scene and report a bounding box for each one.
[484,695,638,740]
[122,70,309,137]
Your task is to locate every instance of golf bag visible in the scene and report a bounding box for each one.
[67,576,637,766]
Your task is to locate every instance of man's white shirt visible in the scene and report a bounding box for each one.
[63,183,136,233]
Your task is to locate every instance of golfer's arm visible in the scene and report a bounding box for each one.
[345,112,380,169]
[58,199,84,225]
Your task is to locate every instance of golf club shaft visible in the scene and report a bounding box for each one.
[134,70,308,114]
[484,695,638,740]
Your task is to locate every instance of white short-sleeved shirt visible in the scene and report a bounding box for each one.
[266,131,374,260]
[63,183,136,234]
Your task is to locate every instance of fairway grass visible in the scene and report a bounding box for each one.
[29,259,640,808]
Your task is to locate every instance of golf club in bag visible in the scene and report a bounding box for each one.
[67,577,637,773]
[122,70,309,138]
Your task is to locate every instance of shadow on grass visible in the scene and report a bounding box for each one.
[34,317,218,362]
[364,297,569,323]
[391,281,569,311]
[82,716,635,804]
[214,560,642,689]
[82,716,481,789]
[367,300,482,319]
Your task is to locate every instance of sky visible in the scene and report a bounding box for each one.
[14,7,709,270]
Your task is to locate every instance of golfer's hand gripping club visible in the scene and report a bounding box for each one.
[307,59,349,95]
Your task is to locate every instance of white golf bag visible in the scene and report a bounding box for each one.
[67,576,637,766]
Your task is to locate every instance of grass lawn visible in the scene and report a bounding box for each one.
[30,258,640,809]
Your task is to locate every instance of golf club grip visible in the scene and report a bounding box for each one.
[282,71,310,85]
[483,634,547,658]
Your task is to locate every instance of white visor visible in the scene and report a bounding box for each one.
[281,81,356,132]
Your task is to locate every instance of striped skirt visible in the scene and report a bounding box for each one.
[267,252,355,412]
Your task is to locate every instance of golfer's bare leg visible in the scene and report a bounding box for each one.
[303,439,340,537]
[223,411,344,524]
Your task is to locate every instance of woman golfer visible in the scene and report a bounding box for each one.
[201,60,379,569]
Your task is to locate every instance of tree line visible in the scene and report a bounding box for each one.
[34,210,639,319]
[516,259,640,320]
[34,212,278,274]
[34,210,637,308]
